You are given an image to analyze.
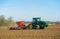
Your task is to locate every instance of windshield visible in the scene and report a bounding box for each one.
[37,19,40,21]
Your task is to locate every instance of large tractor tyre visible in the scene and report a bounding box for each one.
[40,26,44,29]
[39,25,45,29]
[32,24,37,29]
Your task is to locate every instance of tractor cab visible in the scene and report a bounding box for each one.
[32,17,41,29]
[32,17,41,25]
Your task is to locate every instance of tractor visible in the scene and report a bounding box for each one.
[9,17,49,30]
[32,17,48,29]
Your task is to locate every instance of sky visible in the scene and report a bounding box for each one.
[0,0,60,21]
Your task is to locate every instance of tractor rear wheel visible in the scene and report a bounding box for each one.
[39,25,45,29]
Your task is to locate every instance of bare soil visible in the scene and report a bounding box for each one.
[0,24,60,39]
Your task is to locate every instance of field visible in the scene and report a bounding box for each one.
[0,24,60,39]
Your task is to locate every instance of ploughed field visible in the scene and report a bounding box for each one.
[0,24,60,39]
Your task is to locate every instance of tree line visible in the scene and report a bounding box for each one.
[0,15,15,26]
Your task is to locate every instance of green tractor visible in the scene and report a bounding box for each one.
[32,17,49,29]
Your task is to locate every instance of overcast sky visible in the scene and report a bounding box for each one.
[0,0,60,21]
